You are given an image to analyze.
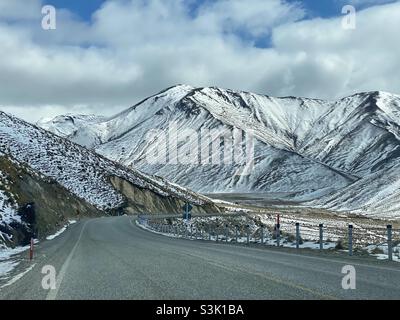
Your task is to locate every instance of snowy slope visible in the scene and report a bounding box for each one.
[38,86,400,217]
[0,163,20,228]
[37,114,107,148]
[0,111,217,213]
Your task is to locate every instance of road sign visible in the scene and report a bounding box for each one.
[182,203,193,220]
[182,203,193,212]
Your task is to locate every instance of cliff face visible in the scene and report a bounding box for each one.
[109,176,221,215]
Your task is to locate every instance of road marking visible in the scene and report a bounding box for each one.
[46,220,89,300]
[1,264,36,288]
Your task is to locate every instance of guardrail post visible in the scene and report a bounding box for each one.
[209,226,212,241]
[348,225,353,256]
[387,225,393,261]
[246,225,250,245]
[225,225,229,243]
[261,226,264,245]
[235,225,239,243]
[319,224,323,250]
[216,226,219,242]
[296,223,300,249]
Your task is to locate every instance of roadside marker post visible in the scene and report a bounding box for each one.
[276,214,281,247]
[387,225,393,261]
[348,225,353,256]
[319,224,324,250]
[225,225,229,243]
[209,226,212,241]
[29,238,34,261]
[296,223,300,249]
[246,225,250,245]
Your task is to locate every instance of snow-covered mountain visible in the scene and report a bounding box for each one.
[38,85,400,218]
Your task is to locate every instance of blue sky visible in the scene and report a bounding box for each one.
[45,0,396,21]
[46,0,106,20]
[42,0,398,49]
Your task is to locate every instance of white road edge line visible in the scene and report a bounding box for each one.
[46,220,89,300]
[1,263,36,289]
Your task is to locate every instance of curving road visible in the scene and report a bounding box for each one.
[0,216,399,300]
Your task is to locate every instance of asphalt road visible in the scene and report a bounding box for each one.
[0,216,399,300]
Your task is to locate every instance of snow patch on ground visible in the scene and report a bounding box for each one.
[0,244,30,279]
[1,263,36,288]
[46,226,67,240]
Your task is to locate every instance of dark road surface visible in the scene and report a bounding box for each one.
[0,216,399,300]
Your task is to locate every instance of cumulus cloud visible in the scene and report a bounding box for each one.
[0,0,399,121]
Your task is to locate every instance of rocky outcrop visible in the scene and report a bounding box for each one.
[110,176,221,215]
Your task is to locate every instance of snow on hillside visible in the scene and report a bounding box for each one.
[37,114,107,148]
[38,86,400,217]
[0,168,20,233]
[0,111,214,211]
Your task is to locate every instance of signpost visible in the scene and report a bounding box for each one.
[182,203,193,220]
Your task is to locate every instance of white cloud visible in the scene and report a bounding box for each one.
[0,0,399,121]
